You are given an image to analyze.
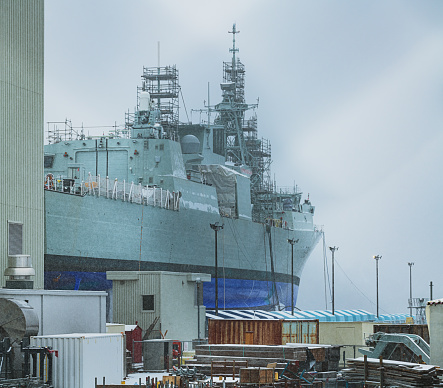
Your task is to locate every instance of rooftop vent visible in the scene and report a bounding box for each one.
[4,255,35,289]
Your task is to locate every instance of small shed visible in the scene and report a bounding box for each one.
[107,271,211,342]
[126,323,143,363]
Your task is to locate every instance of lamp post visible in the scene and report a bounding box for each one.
[408,262,414,317]
[210,222,223,315]
[196,277,202,341]
[287,238,299,315]
[373,255,382,318]
[329,246,338,315]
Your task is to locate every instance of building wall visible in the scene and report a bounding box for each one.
[426,303,443,366]
[319,322,375,361]
[0,0,44,288]
[112,271,161,333]
[108,271,208,342]
[0,289,107,335]
[160,272,206,341]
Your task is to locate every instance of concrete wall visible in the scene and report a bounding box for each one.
[426,302,443,367]
[0,289,107,335]
[159,272,207,341]
[0,0,44,288]
[107,271,210,342]
[319,322,375,361]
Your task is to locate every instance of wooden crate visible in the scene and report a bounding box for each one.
[162,375,181,386]
[240,367,274,384]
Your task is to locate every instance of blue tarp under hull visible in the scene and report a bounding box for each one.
[44,270,298,309]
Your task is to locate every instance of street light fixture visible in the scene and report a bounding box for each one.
[210,222,223,315]
[408,262,414,317]
[373,255,382,318]
[287,238,299,316]
[329,246,338,315]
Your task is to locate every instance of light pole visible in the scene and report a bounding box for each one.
[408,262,414,317]
[196,277,202,341]
[373,255,382,318]
[329,246,338,315]
[287,238,299,315]
[430,281,434,301]
[210,222,223,315]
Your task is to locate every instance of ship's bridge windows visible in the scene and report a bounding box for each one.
[142,295,155,311]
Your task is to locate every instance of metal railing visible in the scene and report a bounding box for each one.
[44,174,180,211]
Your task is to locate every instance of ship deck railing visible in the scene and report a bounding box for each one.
[44,174,180,211]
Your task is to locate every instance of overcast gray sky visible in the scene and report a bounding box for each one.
[45,0,443,315]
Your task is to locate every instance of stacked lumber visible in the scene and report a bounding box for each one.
[342,357,443,387]
[194,344,308,360]
[239,367,274,384]
[185,344,341,377]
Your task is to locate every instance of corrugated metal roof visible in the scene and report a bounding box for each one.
[207,309,408,323]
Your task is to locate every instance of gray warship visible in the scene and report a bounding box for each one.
[43,25,322,309]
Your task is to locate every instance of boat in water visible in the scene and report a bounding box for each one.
[43,25,322,310]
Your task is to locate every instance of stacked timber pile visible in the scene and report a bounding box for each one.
[185,344,307,376]
[342,357,443,387]
[185,344,341,376]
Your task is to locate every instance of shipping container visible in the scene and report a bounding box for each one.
[31,333,125,388]
[208,319,319,345]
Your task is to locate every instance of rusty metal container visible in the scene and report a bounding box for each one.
[208,319,319,345]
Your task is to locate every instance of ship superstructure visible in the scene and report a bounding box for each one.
[43,25,322,310]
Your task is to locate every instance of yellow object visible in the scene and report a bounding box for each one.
[406,317,414,324]
[219,376,223,380]
[275,372,279,381]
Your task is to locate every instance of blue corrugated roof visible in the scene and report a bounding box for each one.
[207,309,406,323]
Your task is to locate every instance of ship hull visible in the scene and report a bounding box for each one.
[44,190,320,309]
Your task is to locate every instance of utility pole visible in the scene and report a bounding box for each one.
[287,238,298,315]
[196,278,201,341]
[373,255,382,318]
[210,222,223,315]
[408,262,414,317]
[329,246,338,315]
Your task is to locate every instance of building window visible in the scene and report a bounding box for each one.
[44,155,54,168]
[142,295,154,311]
[8,222,23,255]
[149,177,153,184]
[159,144,164,151]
